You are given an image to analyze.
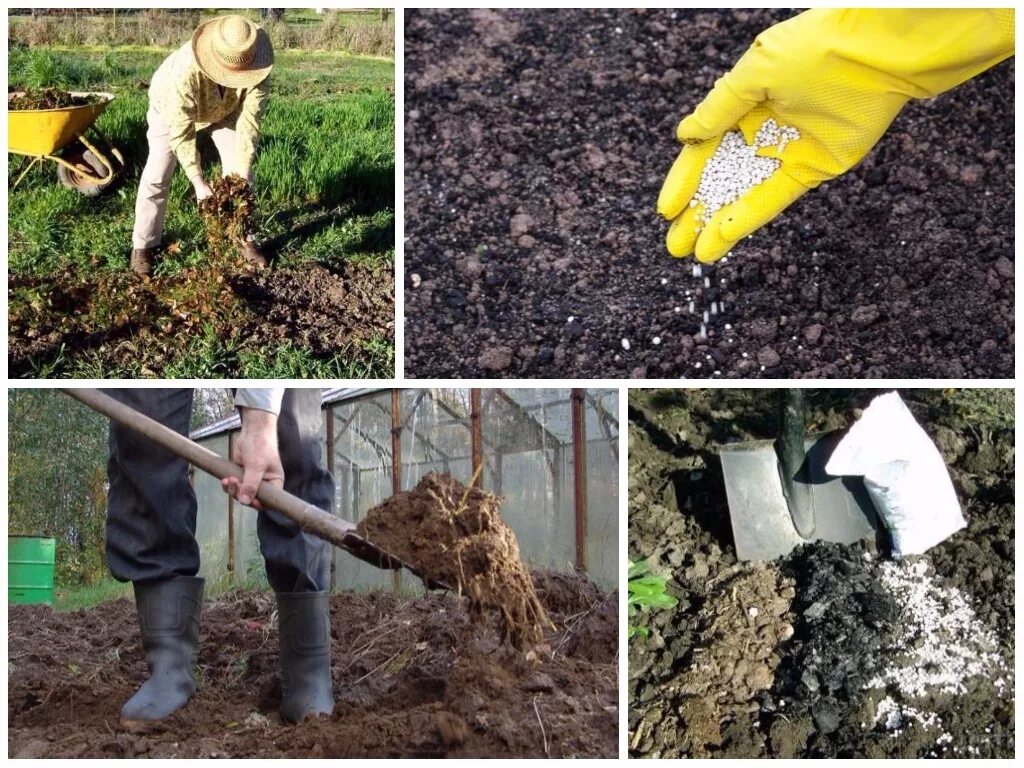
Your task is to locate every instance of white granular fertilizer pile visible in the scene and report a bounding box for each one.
[691,118,800,227]
[867,559,1009,698]
[873,696,943,734]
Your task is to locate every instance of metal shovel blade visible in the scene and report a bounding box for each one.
[719,431,880,562]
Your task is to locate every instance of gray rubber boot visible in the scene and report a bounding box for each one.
[277,591,334,723]
[120,576,204,731]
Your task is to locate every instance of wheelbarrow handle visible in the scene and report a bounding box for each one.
[61,388,410,575]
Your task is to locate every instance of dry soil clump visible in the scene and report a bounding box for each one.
[668,566,794,756]
[357,472,552,649]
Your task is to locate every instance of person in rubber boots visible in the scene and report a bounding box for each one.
[130,14,272,276]
[104,388,334,730]
[658,9,1014,263]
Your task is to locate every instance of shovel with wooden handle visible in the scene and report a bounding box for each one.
[63,388,446,589]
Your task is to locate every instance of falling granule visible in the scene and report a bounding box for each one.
[692,264,702,278]
[710,303,718,316]
[621,338,631,351]
[674,306,682,313]
[725,323,732,330]
[704,277,710,289]
[652,336,661,345]
[698,324,707,341]
[660,278,668,285]
[703,310,709,323]
[694,361,702,368]
[688,301,695,314]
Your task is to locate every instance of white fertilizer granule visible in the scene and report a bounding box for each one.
[867,559,1009,698]
[692,118,800,227]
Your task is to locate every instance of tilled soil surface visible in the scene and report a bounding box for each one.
[628,389,1014,758]
[8,260,393,377]
[8,571,617,758]
[404,9,1014,379]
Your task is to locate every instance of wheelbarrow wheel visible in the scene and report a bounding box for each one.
[56,147,120,196]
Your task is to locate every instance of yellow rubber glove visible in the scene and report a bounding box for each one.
[658,8,1014,263]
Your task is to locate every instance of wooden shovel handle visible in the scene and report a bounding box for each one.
[61,388,404,572]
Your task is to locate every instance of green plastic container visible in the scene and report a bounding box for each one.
[8,536,56,606]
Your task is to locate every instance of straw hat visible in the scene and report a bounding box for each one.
[192,15,273,89]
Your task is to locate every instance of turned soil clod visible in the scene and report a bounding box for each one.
[198,174,257,261]
[357,472,554,650]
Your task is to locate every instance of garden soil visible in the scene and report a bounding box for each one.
[356,472,551,649]
[628,389,1014,758]
[8,571,616,758]
[8,259,393,377]
[404,9,1014,379]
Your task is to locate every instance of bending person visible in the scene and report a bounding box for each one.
[131,15,272,275]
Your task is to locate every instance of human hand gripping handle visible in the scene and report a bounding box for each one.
[221,407,284,509]
[657,8,1014,263]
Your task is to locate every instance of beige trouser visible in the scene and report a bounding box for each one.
[131,108,247,250]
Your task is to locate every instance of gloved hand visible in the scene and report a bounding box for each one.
[657,9,1014,263]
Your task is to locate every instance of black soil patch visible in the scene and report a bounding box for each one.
[404,9,1014,378]
[628,389,1014,758]
[357,472,551,649]
[9,260,393,377]
[8,574,617,758]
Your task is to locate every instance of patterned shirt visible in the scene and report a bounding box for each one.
[149,43,268,180]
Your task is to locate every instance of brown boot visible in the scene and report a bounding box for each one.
[241,239,268,267]
[130,247,159,277]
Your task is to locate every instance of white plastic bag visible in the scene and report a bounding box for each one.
[825,391,965,556]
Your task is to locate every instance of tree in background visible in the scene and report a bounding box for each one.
[8,390,109,586]
[192,388,235,431]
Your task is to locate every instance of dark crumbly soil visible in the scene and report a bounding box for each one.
[404,9,1014,379]
[357,472,550,649]
[8,572,617,758]
[230,262,394,358]
[628,389,1014,758]
[8,260,393,377]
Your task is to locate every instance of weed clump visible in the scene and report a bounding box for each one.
[198,174,257,261]
[357,472,552,650]
[8,87,104,110]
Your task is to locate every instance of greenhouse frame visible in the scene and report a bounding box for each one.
[190,388,619,590]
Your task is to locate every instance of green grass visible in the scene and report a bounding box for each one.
[8,47,395,378]
[53,578,132,611]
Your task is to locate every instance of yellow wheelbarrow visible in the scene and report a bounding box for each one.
[8,91,124,196]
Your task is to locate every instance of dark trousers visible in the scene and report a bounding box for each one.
[104,389,333,592]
